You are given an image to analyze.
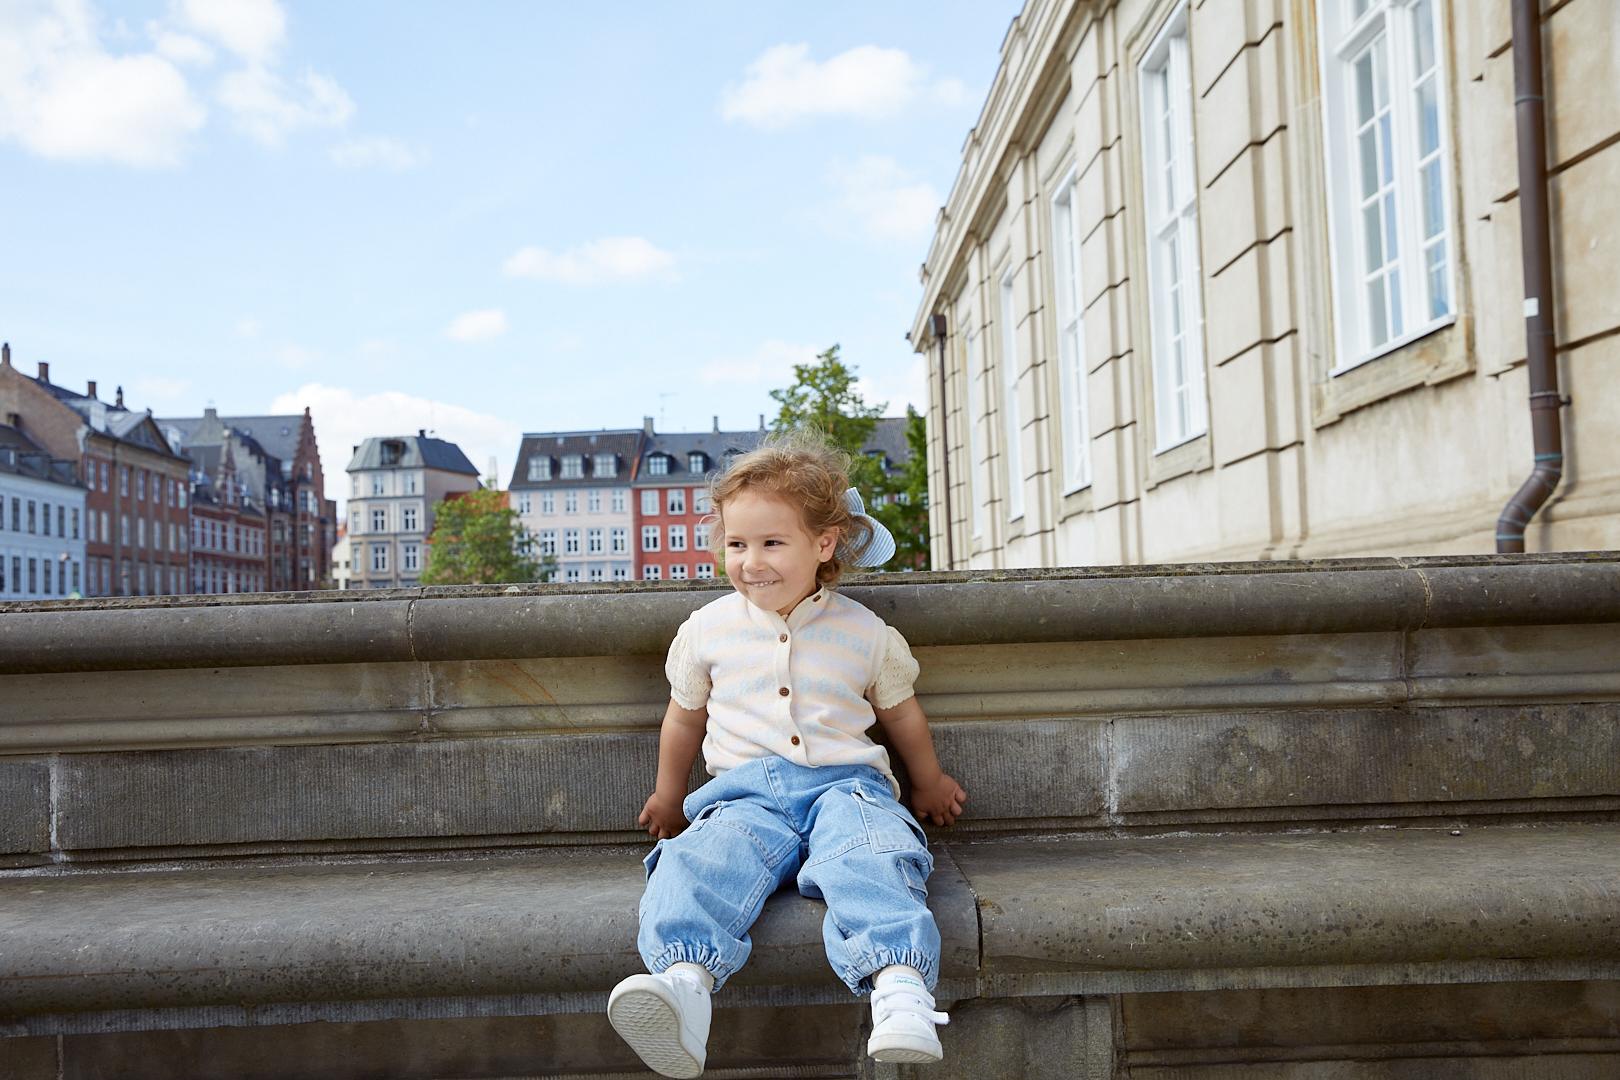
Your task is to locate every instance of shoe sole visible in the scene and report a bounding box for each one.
[869,1034,944,1064]
[608,984,704,1079]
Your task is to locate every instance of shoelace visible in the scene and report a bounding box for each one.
[870,984,950,1027]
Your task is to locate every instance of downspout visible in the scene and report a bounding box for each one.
[1495,0,1565,553]
[931,313,957,570]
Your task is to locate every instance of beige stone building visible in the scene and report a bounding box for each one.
[911,0,1618,569]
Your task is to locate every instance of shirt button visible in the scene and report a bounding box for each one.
[790,735,801,746]
[778,687,790,697]
[779,634,788,643]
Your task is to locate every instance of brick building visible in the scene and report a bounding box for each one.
[0,345,190,596]
[186,441,268,594]
[630,421,760,582]
[160,408,334,591]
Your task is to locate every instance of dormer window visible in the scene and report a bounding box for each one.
[593,452,617,478]
[380,440,405,466]
[647,454,669,477]
[528,455,553,481]
[687,452,707,474]
[561,455,584,479]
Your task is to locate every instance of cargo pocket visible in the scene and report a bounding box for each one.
[851,785,931,859]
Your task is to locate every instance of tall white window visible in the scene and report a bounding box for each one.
[541,492,555,515]
[964,329,989,541]
[694,489,711,513]
[999,270,1025,521]
[643,564,662,581]
[371,545,388,573]
[593,453,617,477]
[564,528,580,554]
[517,493,532,514]
[695,562,714,579]
[669,564,688,581]
[694,522,710,550]
[1051,172,1091,490]
[529,456,551,481]
[1320,0,1454,368]
[611,489,626,513]
[612,566,629,580]
[667,488,686,515]
[641,489,659,515]
[1141,4,1208,450]
[564,490,578,514]
[669,525,687,551]
[402,506,418,532]
[561,455,584,479]
[539,529,557,556]
[403,543,419,571]
[587,527,604,554]
[611,526,628,553]
[588,567,604,581]
[642,525,661,551]
[587,489,602,513]
[372,508,387,532]
[647,455,669,476]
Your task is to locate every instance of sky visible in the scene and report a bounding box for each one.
[0,0,1023,506]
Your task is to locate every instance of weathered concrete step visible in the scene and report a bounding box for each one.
[0,847,978,1035]
[960,824,1620,997]
[6,825,1620,1039]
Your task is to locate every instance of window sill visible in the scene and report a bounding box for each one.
[1330,315,1458,378]
[1146,432,1211,489]
[1058,483,1095,524]
[1313,313,1473,429]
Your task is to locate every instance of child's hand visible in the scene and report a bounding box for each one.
[910,772,968,827]
[638,791,688,840]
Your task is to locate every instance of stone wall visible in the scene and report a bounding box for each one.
[1,556,1618,1077]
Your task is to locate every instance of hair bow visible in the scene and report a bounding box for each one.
[838,487,896,568]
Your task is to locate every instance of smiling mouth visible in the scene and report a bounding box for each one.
[743,579,781,587]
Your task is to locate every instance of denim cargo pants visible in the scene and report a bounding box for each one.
[637,756,940,994]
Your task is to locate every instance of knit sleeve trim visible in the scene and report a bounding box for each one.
[870,625,921,710]
[665,613,710,710]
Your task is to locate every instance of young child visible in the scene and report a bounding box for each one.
[608,432,967,1079]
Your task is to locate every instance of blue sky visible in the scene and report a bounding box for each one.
[1,1,1021,499]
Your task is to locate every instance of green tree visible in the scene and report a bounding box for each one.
[868,406,930,570]
[421,489,551,585]
[768,346,929,571]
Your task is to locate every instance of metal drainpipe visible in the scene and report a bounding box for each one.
[1495,0,1565,553]
[931,313,957,570]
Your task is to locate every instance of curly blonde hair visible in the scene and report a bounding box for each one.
[706,429,873,587]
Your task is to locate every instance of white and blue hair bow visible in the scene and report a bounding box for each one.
[839,487,896,568]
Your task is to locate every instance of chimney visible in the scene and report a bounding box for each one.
[1,343,8,367]
[87,380,97,399]
[643,416,655,436]
[5,412,19,428]
[115,385,124,408]
[712,415,719,433]
[758,413,766,432]
[37,362,49,384]
[418,428,426,438]
[203,406,217,420]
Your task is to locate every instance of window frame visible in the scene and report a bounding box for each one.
[1050,165,1092,493]
[999,267,1025,522]
[1318,0,1457,373]
[1139,1,1210,453]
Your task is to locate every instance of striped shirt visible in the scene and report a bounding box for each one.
[665,585,920,793]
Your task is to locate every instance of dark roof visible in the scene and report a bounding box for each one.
[214,415,304,463]
[348,434,479,475]
[509,429,645,489]
[0,424,82,488]
[31,377,186,460]
[633,429,767,488]
[861,416,912,471]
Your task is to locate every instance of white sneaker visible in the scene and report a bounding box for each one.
[867,969,948,1064]
[607,968,712,1079]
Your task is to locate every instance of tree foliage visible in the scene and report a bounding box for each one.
[421,488,551,585]
[768,345,929,571]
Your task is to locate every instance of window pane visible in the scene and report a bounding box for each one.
[1426,246,1450,319]
[1354,51,1376,123]
[1362,202,1384,273]
[1421,159,1444,240]
[1416,77,1440,157]
[1412,0,1436,75]
[1388,265,1404,336]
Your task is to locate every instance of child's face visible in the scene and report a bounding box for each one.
[721,491,838,617]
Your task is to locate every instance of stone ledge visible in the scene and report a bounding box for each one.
[1,554,1617,674]
[960,824,1620,995]
[4,825,1618,1037]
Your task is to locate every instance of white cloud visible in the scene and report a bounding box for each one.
[329,134,424,171]
[171,0,285,64]
[218,64,352,146]
[827,155,941,243]
[503,236,676,285]
[699,340,821,386]
[235,317,261,337]
[268,383,522,512]
[0,0,207,167]
[445,308,508,343]
[149,27,214,67]
[720,43,964,129]
[856,355,929,415]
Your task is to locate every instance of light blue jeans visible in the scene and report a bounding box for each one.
[638,756,940,994]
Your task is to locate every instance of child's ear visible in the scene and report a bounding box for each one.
[817,527,839,563]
